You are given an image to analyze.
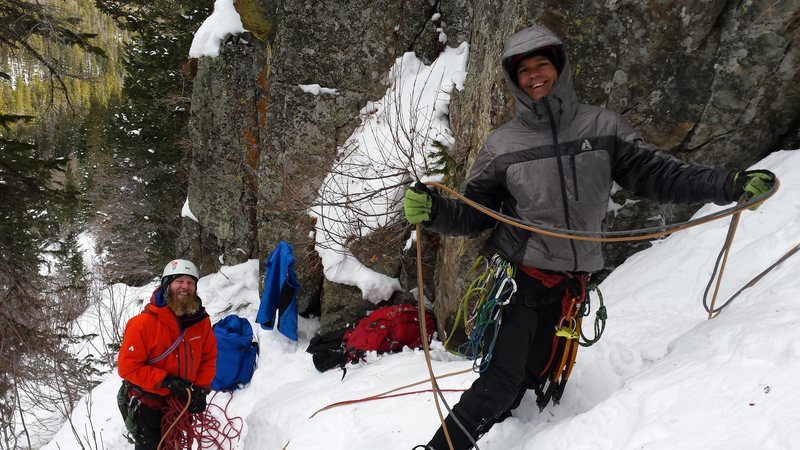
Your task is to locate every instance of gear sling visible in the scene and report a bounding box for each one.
[462,259,604,412]
[520,266,593,411]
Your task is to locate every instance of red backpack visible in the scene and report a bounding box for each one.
[343,304,435,357]
[306,304,436,373]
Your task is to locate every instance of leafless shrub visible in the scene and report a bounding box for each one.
[311,55,455,256]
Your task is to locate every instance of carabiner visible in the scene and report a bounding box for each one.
[497,277,517,305]
[558,315,577,331]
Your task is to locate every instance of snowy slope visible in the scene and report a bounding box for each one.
[42,150,800,450]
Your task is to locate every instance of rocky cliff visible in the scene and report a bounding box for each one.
[184,0,800,337]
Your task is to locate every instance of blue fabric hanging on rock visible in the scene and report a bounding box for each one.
[256,240,299,341]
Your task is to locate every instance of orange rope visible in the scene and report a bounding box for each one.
[427,180,779,242]
[416,223,455,450]
[309,367,474,418]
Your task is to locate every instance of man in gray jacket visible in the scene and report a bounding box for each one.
[406,25,774,450]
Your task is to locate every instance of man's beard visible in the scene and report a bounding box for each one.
[166,290,198,316]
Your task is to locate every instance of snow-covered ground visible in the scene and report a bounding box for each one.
[38,149,800,450]
[34,3,800,448]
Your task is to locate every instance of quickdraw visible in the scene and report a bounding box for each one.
[453,256,517,373]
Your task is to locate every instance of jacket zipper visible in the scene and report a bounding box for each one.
[543,98,579,272]
[188,341,194,378]
[175,343,181,380]
[570,154,579,201]
[173,318,182,380]
[557,96,579,201]
[181,340,189,379]
[174,317,187,381]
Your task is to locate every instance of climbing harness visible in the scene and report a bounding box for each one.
[157,389,244,450]
[452,256,608,373]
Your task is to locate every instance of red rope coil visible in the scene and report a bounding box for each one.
[159,391,244,450]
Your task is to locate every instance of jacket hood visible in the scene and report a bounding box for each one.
[152,286,168,307]
[501,25,577,126]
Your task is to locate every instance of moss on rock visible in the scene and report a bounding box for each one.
[235,0,271,41]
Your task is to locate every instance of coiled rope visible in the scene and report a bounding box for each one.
[158,390,244,450]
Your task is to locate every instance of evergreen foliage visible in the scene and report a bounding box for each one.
[0,0,106,106]
[93,0,212,283]
[0,0,212,439]
[0,135,65,395]
[0,0,125,439]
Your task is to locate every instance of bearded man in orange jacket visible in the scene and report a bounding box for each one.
[118,259,217,449]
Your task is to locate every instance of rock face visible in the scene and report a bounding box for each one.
[185,0,471,331]
[179,34,265,275]
[185,0,800,338]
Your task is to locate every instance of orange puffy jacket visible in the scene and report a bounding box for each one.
[118,287,217,396]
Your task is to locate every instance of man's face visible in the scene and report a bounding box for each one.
[170,275,197,298]
[167,275,198,316]
[516,54,558,100]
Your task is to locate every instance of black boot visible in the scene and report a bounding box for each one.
[427,411,481,450]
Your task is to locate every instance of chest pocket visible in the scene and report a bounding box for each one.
[571,150,612,204]
[506,157,562,216]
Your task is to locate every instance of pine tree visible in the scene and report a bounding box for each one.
[93,0,212,282]
[0,135,65,400]
[0,0,112,421]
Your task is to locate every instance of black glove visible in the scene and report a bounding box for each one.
[188,386,208,413]
[161,375,192,398]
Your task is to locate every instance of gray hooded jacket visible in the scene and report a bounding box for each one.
[426,26,738,273]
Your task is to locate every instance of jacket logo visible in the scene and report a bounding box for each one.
[581,139,592,151]
[128,345,135,352]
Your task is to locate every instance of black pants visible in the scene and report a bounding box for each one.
[133,403,164,450]
[428,276,564,450]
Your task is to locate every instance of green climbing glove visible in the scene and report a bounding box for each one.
[733,169,776,210]
[403,183,434,224]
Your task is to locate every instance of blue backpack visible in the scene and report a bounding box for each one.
[211,314,259,391]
